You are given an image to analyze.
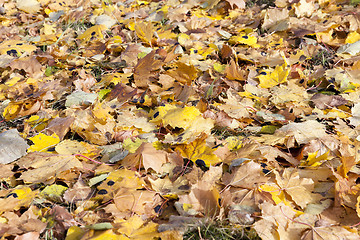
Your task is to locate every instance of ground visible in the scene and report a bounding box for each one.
[0,0,360,239]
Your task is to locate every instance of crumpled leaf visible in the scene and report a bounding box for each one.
[133,51,162,88]
[166,62,199,85]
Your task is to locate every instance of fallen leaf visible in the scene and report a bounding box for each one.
[311,93,347,110]
[0,129,29,164]
[15,152,83,183]
[258,64,290,88]
[28,133,60,153]
[177,135,222,167]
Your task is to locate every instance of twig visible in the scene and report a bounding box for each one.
[74,154,114,165]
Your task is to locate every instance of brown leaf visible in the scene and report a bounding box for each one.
[63,176,92,202]
[134,51,162,88]
[122,142,168,173]
[44,116,75,140]
[311,93,347,110]
[16,152,83,183]
[224,0,245,9]
[222,161,269,189]
[225,59,246,81]
[10,56,43,78]
[166,62,199,85]
[107,83,137,102]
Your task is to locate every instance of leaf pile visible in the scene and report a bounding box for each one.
[1,0,360,239]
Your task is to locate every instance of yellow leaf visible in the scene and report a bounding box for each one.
[0,217,7,224]
[259,184,286,205]
[135,21,153,45]
[42,23,56,35]
[157,29,177,40]
[5,76,21,86]
[229,34,258,47]
[301,151,330,167]
[166,62,198,85]
[226,136,243,151]
[213,62,226,73]
[258,64,289,88]
[346,31,360,44]
[3,102,21,120]
[28,133,60,152]
[89,230,128,240]
[356,195,360,218]
[323,108,350,118]
[151,105,201,129]
[25,114,50,132]
[0,187,38,211]
[116,215,159,239]
[178,33,190,46]
[65,226,87,240]
[55,139,101,158]
[0,40,37,55]
[192,9,223,20]
[123,138,147,153]
[177,135,222,167]
[78,25,107,42]
[92,101,113,124]
[40,184,68,202]
[12,186,34,200]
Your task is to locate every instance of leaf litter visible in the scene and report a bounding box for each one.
[1,0,360,239]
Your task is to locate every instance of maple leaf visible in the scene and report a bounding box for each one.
[258,64,290,88]
[151,104,202,129]
[133,50,162,88]
[121,142,168,173]
[177,135,222,167]
[78,25,107,42]
[274,168,321,209]
[178,165,222,216]
[222,161,269,189]
[135,21,154,46]
[225,58,246,81]
[166,62,199,85]
[116,215,159,239]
